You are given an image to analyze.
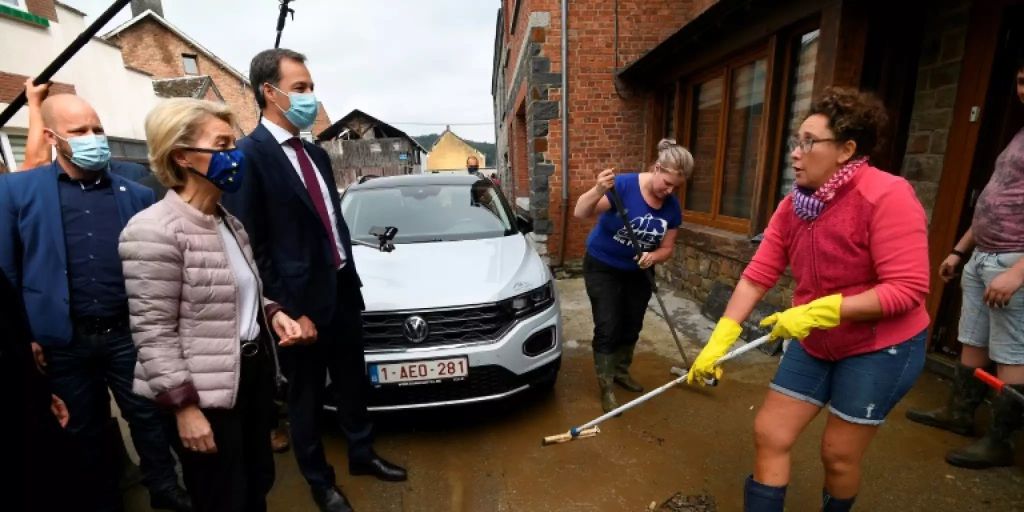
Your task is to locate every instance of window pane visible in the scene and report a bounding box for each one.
[685,77,723,213]
[663,86,676,139]
[182,55,199,75]
[777,30,819,199]
[719,59,767,219]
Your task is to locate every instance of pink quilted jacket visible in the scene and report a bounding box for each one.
[119,190,280,410]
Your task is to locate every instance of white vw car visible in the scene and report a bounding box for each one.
[339,174,562,411]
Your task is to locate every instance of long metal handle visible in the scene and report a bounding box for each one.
[0,0,132,130]
[574,334,770,433]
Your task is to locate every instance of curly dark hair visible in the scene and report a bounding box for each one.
[807,87,889,158]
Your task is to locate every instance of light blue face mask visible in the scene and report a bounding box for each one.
[268,83,318,130]
[53,132,111,171]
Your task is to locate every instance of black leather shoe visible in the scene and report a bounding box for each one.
[150,485,193,512]
[349,454,407,482]
[312,486,353,512]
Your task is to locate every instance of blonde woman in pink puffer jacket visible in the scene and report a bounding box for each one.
[119,98,306,512]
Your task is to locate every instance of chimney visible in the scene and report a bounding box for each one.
[131,0,164,17]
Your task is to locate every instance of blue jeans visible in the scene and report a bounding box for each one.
[45,325,179,509]
[769,330,927,425]
[958,251,1024,364]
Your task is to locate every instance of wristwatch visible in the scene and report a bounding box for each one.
[951,249,968,259]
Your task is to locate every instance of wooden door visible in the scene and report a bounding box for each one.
[929,3,1024,356]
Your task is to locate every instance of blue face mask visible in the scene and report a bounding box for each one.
[268,83,318,130]
[53,132,111,171]
[185,148,246,193]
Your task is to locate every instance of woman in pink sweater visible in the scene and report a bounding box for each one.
[688,88,930,512]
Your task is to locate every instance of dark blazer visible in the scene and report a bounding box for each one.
[0,163,155,347]
[222,123,363,327]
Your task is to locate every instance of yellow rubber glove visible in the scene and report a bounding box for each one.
[687,317,743,385]
[759,294,843,341]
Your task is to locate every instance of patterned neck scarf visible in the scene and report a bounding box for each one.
[791,157,868,221]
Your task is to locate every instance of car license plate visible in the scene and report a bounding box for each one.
[369,357,468,385]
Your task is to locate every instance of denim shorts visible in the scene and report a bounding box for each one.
[958,251,1024,364]
[769,330,927,425]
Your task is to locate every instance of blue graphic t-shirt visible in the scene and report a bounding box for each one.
[585,173,682,270]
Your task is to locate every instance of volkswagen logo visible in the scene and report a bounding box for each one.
[403,315,429,343]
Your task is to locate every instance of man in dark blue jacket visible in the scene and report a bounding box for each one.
[223,49,407,512]
[0,94,189,512]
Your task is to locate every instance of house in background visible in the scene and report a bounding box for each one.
[493,0,1024,369]
[0,0,160,170]
[426,126,487,173]
[103,0,331,135]
[317,109,426,189]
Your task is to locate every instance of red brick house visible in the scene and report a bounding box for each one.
[102,0,331,135]
[492,0,1024,366]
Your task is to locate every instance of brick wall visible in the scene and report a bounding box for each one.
[494,0,717,264]
[109,18,260,132]
[0,71,75,102]
[899,0,970,223]
[25,0,57,21]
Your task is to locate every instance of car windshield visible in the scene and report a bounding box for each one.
[341,180,516,244]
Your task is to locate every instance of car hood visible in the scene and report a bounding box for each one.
[354,235,550,312]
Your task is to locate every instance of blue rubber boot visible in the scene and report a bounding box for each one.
[744,475,786,512]
[822,489,856,511]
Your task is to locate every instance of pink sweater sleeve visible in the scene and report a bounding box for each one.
[742,199,791,290]
[868,179,931,316]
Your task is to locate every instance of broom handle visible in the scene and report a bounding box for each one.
[575,334,771,432]
[974,368,1024,405]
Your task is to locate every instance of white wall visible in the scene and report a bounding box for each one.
[0,4,160,142]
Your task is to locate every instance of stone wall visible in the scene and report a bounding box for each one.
[657,224,795,312]
[900,0,970,223]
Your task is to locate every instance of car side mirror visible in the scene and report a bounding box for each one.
[516,214,533,234]
[369,226,398,252]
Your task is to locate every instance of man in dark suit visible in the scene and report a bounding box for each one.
[0,94,190,512]
[222,49,407,512]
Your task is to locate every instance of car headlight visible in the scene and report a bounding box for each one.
[505,281,555,318]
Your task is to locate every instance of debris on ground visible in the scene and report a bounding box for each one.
[654,492,718,512]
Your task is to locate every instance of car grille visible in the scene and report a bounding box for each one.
[362,304,516,351]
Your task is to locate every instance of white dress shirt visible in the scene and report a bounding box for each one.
[261,118,347,268]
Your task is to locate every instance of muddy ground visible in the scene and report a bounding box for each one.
[126,278,1024,511]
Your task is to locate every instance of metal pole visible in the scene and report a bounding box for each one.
[274,0,295,49]
[556,0,570,266]
[0,0,132,130]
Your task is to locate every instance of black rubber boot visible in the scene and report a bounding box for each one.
[613,344,644,393]
[594,352,619,413]
[906,363,988,436]
[743,475,786,512]
[945,384,1024,469]
[822,489,856,511]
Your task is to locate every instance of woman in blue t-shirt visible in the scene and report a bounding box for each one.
[573,139,694,412]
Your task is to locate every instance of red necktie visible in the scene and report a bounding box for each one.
[286,138,342,267]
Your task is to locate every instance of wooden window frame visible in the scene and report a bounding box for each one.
[761,19,822,226]
[678,44,775,234]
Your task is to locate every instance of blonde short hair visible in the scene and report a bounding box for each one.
[145,98,236,188]
[653,138,695,179]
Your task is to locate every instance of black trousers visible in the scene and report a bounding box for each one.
[583,253,653,355]
[169,338,277,512]
[284,269,374,491]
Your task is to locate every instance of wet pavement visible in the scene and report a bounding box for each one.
[126,278,1024,511]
